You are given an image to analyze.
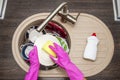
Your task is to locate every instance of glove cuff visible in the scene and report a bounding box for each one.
[64,62,84,80]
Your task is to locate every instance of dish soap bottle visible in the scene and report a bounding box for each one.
[83,33,99,61]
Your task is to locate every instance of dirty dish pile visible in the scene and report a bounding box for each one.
[20,21,69,70]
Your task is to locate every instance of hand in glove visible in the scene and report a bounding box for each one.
[24,46,40,80]
[49,43,84,80]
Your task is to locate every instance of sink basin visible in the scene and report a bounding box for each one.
[12,13,114,77]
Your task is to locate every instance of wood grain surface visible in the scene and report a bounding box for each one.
[0,0,120,80]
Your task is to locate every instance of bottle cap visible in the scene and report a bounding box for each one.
[92,33,96,36]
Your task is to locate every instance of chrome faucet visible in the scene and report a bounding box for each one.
[37,2,77,32]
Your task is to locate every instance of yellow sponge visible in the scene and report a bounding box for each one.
[42,41,56,57]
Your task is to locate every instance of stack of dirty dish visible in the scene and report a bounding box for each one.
[20,21,69,69]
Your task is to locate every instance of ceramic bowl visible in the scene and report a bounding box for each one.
[20,43,34,60]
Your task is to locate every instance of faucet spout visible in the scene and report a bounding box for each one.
[37,2,67,32]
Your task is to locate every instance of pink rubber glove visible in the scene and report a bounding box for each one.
[49,43,84,80]
[24,46,40,80]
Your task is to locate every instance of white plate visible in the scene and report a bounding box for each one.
[34,34,60,66]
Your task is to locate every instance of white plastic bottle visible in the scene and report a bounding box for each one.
[83,33,99,61]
